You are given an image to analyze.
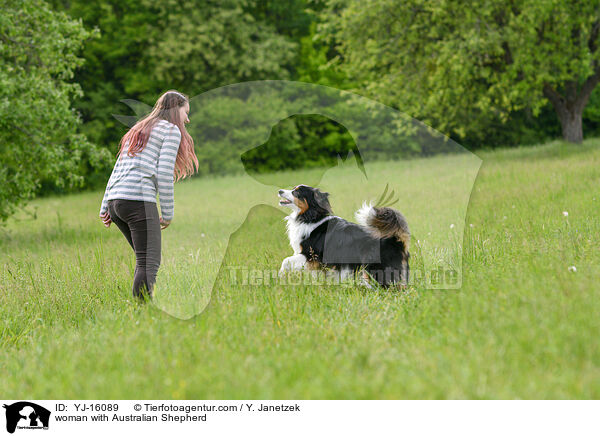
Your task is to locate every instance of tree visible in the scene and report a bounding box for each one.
[0,0,112,222]
[144,0,297,91]
[49,0,298,153]
[319,0,600,143]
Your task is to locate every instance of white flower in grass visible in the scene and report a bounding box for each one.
[469,223,474,228]
[450,224,455,229]
[201,233,206,237]
[562,211,569,217]
[568,266,577,273]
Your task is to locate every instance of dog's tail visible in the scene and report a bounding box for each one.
[355,202,410,252]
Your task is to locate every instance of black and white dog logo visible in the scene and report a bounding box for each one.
[3,402,50,434]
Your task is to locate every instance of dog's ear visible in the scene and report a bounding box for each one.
[314,190,333,214]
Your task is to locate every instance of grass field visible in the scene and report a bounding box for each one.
[1,140,599,399]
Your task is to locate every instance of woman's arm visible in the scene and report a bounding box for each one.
[99,154,121,222]
[99,183,112,227]
[99,157,119,217]
[156,124,182,222]
[99,187,110,217]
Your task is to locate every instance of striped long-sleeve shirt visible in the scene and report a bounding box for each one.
[99,119,181,221]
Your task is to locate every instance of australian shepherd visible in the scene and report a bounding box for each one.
[278,185,410,288]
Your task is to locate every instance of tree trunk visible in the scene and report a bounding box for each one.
[543,74,600,144]
[541,21,600,143]
[544,85,585,143]
[556,105,583,143]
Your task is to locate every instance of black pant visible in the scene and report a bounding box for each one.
[107,199,161,299]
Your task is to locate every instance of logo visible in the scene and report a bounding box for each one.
[3,402,50,434]
[112,81,481,320]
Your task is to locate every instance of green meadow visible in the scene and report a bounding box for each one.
[1,140,598,399]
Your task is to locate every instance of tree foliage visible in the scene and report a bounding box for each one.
[0,0,112,222]
[49,0,300,152]
[6,0,600,223]
[145,0,298,92]
[319,0,600,143]
[48,0,362,181]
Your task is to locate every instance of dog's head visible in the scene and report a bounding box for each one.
[278,185,333,222]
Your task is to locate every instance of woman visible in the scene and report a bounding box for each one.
[99,90,198,300]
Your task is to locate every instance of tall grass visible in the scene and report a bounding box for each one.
[0,140,598,398]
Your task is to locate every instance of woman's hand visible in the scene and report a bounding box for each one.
[100,212,112,228]
[160,217,171,230]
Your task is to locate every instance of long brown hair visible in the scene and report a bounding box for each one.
[117,90,198,181]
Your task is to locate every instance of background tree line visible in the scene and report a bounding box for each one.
[2,0,600,221]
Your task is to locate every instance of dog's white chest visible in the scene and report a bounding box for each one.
[284,215,336,254]
[285,220,308,254]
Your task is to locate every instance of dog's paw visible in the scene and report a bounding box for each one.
[279,254,307,275]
